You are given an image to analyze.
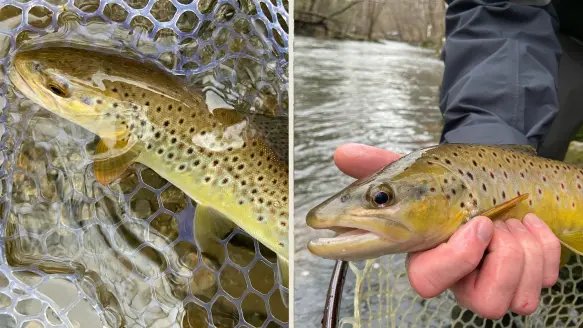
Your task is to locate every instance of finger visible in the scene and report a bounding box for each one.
[451,221,524,320]
[333,143,402,179]
[505,219,544,315]
[407,216,493,298]
[523,213,561,287]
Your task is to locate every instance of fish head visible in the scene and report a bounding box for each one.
[8,49,131,138]
[307,151,468,261]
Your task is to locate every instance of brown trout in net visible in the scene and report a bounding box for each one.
[307,144,583,262]
[8,46,289,284]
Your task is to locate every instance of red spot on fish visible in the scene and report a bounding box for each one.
[573,202,576,208]
[529,200,533,206]
[543,176,546,182]
[538,189,542,194]
[520,172,525,178]
[504,172,508,179]
[490,172,495,179]
[517,191,521,196]
[579,184,582,189]
[561,183,565,190]
[556,195,560,201]
[430,188,436,192]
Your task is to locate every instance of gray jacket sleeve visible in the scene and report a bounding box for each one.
[439,0,561,150]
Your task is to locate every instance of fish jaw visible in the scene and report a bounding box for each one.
[306,196,423,260]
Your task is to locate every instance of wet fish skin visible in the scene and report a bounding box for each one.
[8,47,289,268]
[307,144,583,261]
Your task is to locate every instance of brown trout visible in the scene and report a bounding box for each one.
[307,144,583,261]
[8,47,289,283]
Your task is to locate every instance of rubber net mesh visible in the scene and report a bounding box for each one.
[341,251,583,327]
[0,0,288,327]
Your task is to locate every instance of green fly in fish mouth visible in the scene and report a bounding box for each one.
[306,158,463,261]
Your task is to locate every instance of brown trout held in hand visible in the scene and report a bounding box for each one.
[8,47,289,283]
[307,144,583,262]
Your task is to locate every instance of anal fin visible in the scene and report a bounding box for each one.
[560,245,572,268]
[480,194,529,219]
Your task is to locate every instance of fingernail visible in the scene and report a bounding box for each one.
[494,220,508,232]
[477,219,493,243]
[524,213,544,227]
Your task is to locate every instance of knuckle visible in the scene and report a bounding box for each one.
[521,238,544,258]
[510,296,539,315]
[541,235,561,254]
[454,248,482,270]
[474,304,507,320]
[543,271,559,288]
[408,269,442,299]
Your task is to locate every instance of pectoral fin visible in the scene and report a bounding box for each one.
[559,230,583,256]
[480,194,529,219]
[93,138,142,185]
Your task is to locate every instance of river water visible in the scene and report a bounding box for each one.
[293,36,444,327]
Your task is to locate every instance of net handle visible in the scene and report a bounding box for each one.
[322,260,349,328]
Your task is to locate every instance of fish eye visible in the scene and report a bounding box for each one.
[368,184,395,208]
[47,82,69,98]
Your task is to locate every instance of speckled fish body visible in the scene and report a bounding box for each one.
[307,144,583,261]
[8,47,289,266]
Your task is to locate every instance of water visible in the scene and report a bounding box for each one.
[293,36,444,327]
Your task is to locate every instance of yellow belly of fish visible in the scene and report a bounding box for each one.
[136,151,287,260]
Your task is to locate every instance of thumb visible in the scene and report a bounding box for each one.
[407,216,494,298]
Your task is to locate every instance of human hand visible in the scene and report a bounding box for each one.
[333,143,561,319]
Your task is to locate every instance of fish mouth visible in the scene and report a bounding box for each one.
[306,207,419,261]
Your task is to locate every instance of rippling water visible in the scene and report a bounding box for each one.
[293,36,444,327]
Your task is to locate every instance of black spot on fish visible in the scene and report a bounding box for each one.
[187,148,193,154]
[164,121,170,127]
[493,198,497,205]
[472,160,477,166]
[460,202,464,208]
[482,184,487,192]
[502,191,506,199]
[445,159,451,164]
[178,164,185,170]
[96,99,103,104]
[467,172,474,180]
[179,119,184,124]
[145,101,150,106]
[112,88,118,92]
